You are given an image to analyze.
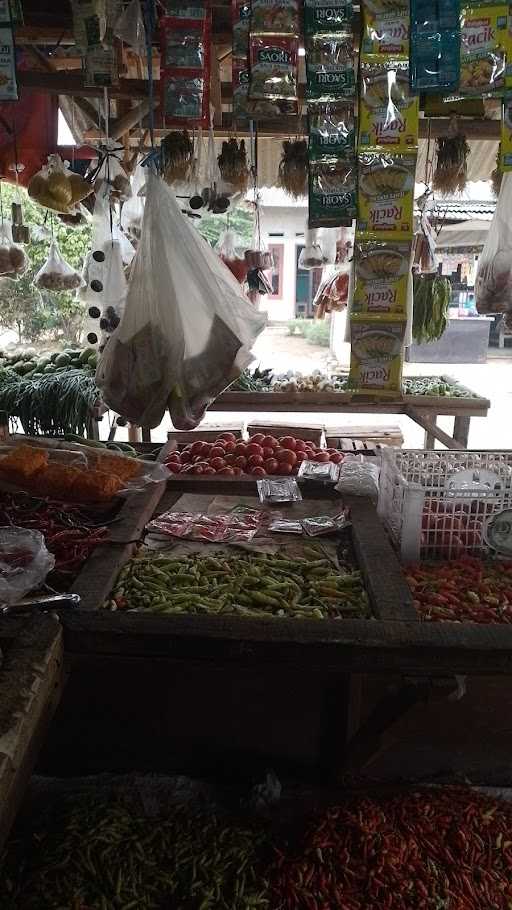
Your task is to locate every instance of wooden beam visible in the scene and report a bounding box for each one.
[405,408,461,450]
[14,26,75,45]
[18,70,148,99]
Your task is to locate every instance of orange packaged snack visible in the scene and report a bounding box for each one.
[87,452,141,482]
[0,444,49,481]
[71,470,124,502]
[36,464,83,498]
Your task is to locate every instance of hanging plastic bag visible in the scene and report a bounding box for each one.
[96,170,266,429]
[28,154,92,214]
[299,228,324,269]
[120,161,146,243]
[0,527,55,606]
[93,143,132,203]
[475,172,512,316]
[215,228,248,283]
[114,0,146,56]
[35,239,83,291]
[82,240,127,350]
[0,221,27,277]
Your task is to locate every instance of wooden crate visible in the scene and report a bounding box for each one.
[247,421,324,446]
[167,424,244,444]
[0,614,64,851]
[326,425,404,451]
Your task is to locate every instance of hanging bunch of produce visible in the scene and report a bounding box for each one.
[160,0,211,129]
[349,0,418,396]
[277,138,308,198]
[247,0,300,118]
[433,124,470,196]
[412,272,451,342]
[304,0,356,228]
[28,154,93,215]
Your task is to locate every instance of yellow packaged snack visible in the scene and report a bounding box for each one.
[361,7,409,58]
[359,59,418,150]
[352,240,412,316]
[501,92,512,168]
[348,316,405,396]
[356,152,416,241]
[459,2,507,96]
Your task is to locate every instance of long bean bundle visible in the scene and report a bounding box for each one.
[0,368,100,436]
[412,273,451,344]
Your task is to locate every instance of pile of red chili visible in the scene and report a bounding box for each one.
[271,787,512,910]
[406,557,512,623]
[0,491,107,590]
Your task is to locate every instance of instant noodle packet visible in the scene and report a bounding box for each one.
[304,0,353,36]
[308,102,356,159]
[356,151,416,240]
[458,1,507,96]
[348,316,406,396]
[352,240,412,316]
[306,33,355,100]
[359,58,419,150]
[249,34,299,101]
[309,157,357,227]
[361,6,409,57]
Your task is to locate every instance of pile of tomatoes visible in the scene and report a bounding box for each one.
[165,432,344,477]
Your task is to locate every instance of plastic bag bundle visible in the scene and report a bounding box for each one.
[35,239,83,291]
[476,173,512,316]
[28,154,92,215]
[0,221,27,277]
[82,240,127,350]
[215,229,248,284]
[0,527,55,606]
[120,161,146,243]
[96,171,266,429]
[114,0,146,56]
[94,144,132,203]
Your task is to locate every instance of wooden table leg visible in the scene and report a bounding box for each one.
[423,414,437,449]
[141,427,152,443]
[453,415,471,448]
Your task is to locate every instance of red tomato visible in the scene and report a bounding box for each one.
[193,455,205,464]
[224,453,237,465]
[180,451,192,464]
[433,516,465,532]
[223,441,237,454]
[295,451,307,463]
[329,452,344,464]
[202,466,216,475]
[248,454,264,467]
[438,533,464,557]
[246,443,264,457]
[262,447,274,459]
[305,440,316,448]
[210,457,226,470]
[326,448,338,455]
[166,453,181,463]
[460,529,480,547]
[425,499,446,514]
[262,435,278,448]
[249,433,265,445]
[315,452,330,463]
[234,443,247,456]
[217,466,235,475]
[200,442,213,457]
[190,440,205,456]
[192,464,204,475]
[182,445,192,453]
[251,466,266,476]
[276,448,297,466]
[264,458,279,474]
[451,511,469,527]
[234,455,247,469]
[232,466,243,475]
[294,439,306,451]
[304,449,315,460]
[219,432,237,442]
[210,446,225,459]
[166,462,181,473]
[277,462,293,475]
[280,436,297,450]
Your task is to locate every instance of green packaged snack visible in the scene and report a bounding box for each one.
[308,102,355,159]
[304,0,353,36]
[306,33,355,100]
[309,158,357,227]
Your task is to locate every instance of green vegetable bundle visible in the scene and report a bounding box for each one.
[108,548,371,620]
[412,273,451,344]
[0,367,100,437]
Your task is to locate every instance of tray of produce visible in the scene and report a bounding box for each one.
[407,556,512,624]
[164,431,344,478]
[2,779,512,910]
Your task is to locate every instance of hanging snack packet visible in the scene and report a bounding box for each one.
[232,58,251,118]
[501,93,512,169]
[361,4,409,58]
[304,0,353,36]
[35,239,83,291]
[352,240,411,316]
[0,27,17,101]
[359,59,418,150]
[410,0,460,93]
[161,16,210,68]
[161,0,208,17]
[306,34,355,100]
[162,71,208,127]
[309,158,357,227]
[356,152,416,241]
[458,1,507,96]
[348,316,406,396]
[84,45,119,87]
[257,477,303,503]
[249,34,299,102]
[308,102,355,159]
[233,0,251,56]
[251,0,300,34]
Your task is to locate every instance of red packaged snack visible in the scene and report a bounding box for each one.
[160,9,211,128]
[249,34,299,102]
[161,68,209,128]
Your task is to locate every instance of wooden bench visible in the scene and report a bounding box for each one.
[326,425,404,451]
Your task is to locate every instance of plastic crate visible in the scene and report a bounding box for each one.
[377,449,512,562]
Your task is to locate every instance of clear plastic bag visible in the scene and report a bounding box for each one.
[335,456,380,496]
[94,144,132,202]
[96,170,266,429]
[299,229,324,269]
[114,0,145,56]
[0,527,55,605]
[476,173,512,315]
[28,154,92,214]
[257,477,302,503]
[120,161,146,243]
[215,229,248,283]
[0,221,27,277]
[35,239,83,291]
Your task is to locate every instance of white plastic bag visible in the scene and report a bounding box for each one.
[476,173,512,315]
[120,161,146,243]
[82,240,127,349]
[96,170,266,429]
[215,229,248,283]
[35,239,83,291]
[94,143,132,203]
[0,527,55,606]
[0,221,26,277]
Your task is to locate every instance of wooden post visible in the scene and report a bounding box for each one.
[453,415,471,448]
[128,424,142,443]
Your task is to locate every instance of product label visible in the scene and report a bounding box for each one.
[362,11,410,57]
[349,317,406,395]
[356,152,416,240]
[309,159,357,227]
[251,0,300,32]
[250,34,298,101]
[353,240,411,315]
[459,3,507,94]
[304,0,353,35]
[359,59,418,150]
